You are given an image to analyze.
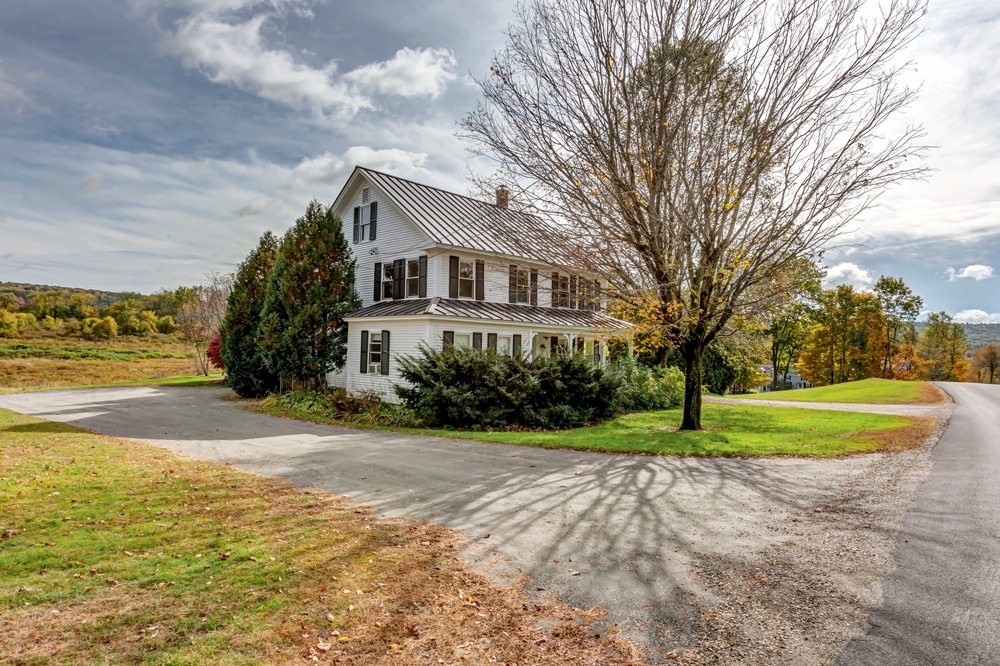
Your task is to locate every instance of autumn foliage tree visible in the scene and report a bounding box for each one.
[972,342,1000,384]
[258,201,360,389]
[797,286,886,386]
[873,276,923,379]
[461,0,926,429]
[919,312,969,381]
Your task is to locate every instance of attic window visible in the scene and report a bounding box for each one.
[362,187,370,205]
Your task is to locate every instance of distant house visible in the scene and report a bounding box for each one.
[755,365,813,392]
[326,167,631,401]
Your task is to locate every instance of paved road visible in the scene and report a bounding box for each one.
[836,382,1000,666]
[0,386,880,659]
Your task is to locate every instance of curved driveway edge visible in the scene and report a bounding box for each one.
[704,395,951,418]
[0,386,952,664]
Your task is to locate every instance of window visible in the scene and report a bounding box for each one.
[368,332,382,374]
[496,335,512,356]
[360,205,372,241]
[382,263,394,300]
[454,333,472,349]
[514,268,530,304]
[552,273,570,308]
[407,259,420,297]
[458,259,475,298]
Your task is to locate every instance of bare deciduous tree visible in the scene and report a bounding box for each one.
[177,272,233,376]
[461,0,927,428]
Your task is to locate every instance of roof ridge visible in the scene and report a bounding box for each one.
[358,166,535,218]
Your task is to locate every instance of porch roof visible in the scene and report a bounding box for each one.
[345,297,631,329]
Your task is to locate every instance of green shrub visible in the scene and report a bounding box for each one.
[82,316,117,339]
[395,346,619,430]
[14,313,37,330]
[609,356,684,411]
[0,310,18,338]
[259,389,419,427]
[156,315,179,334]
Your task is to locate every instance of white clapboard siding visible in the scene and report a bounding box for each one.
[342,319,431,403]
[336,177,434,310]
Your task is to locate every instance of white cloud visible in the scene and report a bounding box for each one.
[164,2,457,120]
[823,262,874,290]
[0,139,447,291]
[169,13,367,119]
[345,47,457,99]
[287,147,429,189]
[75,173,105,195]
[946,264,995,281]
[0,64,34,115]
[954,309,1000,324]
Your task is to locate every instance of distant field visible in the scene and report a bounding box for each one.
[0,336,200,393]
[734,378,944,405]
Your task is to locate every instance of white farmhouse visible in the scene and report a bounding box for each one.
[326,167,632,401]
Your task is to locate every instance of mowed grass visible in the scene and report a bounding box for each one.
[257,402,935,458]
[0,336,205,394]
[732,378,945,405]
[0,408,641,665]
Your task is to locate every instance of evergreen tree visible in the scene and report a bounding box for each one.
[220,231,280,397]
[258,200,360,387]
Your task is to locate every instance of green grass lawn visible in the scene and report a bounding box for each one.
[0,408,635,665]
[256,402,929,458]
[70,372,226,389]
[732,378,943,405]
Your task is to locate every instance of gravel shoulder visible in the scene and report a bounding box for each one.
[0,387,953,664]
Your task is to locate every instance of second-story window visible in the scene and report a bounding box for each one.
[552,272,570,308]
[382,263,394,300]
[458,259,475,298]
[514,268,530,304]
[407,259,420,297]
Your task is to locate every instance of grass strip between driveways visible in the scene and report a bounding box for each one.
[254,402,935,458]
[730,378,945,405]
[0,408,642,665]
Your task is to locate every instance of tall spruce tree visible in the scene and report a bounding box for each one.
[258,200,360,387]
[220,231,280,397]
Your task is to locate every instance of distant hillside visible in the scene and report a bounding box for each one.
[959,324,1000,349]
[915,321,1000,349]
[0,282,138,309]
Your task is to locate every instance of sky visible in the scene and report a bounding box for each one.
[1,0,999,323]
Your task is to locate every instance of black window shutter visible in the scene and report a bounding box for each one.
[380,329,390,375]
[508,265,517,303]
[373,263,382,302]
[353,206,360,244]
[418,255,428,298]
[393,258,405,299]
[512,334,522,357]
[529,270,538,305]
[369,201,378,241]
[487,333,497,350]
[569,275,578,309]
[475,260,485,301]
[360,330,369,373]
[449,256,459,299]
[443,330,454,347]
[472,332,482,350]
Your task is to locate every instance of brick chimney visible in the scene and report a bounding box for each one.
[495,185,510,209]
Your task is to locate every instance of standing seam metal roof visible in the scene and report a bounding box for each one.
[345,297,631,329]
[359,168,571,263]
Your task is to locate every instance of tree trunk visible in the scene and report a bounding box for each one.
[680,343,704,431]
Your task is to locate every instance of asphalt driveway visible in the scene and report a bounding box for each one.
[0,386,935,662]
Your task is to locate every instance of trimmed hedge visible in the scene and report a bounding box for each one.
[395,345,621,429]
